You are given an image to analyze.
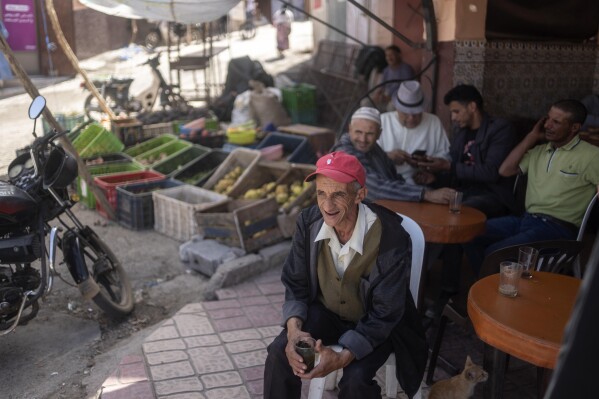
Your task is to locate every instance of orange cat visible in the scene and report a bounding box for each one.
[428,356,488,399]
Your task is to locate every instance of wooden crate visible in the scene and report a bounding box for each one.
[278,124,336,158]
[195,198,284,252]
[202,148,262,195]
[276,163,317,213]
[227,161,290,199]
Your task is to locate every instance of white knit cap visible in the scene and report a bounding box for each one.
[351,107,381,126]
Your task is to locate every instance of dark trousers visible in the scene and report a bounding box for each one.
[264,302,394,399]
[464,213,577,276]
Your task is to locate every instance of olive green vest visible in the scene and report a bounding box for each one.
[317,219,382,323]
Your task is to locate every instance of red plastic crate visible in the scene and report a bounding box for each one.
[94,170,165,219]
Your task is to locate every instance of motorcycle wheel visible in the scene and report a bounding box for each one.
[145,30,162,50]
[84,93,114,122]
[164,90,190,113]
[79,228,134,318]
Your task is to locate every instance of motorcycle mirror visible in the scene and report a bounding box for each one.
[28,96,46,120]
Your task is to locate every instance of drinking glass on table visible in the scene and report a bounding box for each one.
[449,191,463,214]
[518,246,539,279]
[499,261,522,297]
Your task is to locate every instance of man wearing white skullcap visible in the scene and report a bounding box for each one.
[332,106,455,203]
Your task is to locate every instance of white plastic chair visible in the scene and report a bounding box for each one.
[307,213,425,399]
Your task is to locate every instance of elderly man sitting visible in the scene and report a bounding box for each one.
[378,80,450,184]
[263,151,427,399]
[333,106,454,203]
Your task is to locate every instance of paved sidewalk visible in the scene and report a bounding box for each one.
[100,267,285,399]
[97,261,542,399]
[98,266,419,399]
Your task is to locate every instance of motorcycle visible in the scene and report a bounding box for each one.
[0,96,134,335]
[82,54,189,122]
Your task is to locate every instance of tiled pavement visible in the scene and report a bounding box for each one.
[99,266,538,399]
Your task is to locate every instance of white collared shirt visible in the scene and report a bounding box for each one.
[315,203,378,278]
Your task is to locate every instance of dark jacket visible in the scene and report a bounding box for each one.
[444,114,517,212]
[281,202,427,398]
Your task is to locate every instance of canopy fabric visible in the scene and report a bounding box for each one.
[79,0,240,24]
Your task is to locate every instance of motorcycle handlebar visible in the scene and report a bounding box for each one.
[32,129,69,151]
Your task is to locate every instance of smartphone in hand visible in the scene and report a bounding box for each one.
[412,150,426,159]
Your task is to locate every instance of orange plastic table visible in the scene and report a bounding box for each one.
[468,272,581,398]
[376,200,486,244]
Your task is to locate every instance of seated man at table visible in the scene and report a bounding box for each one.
[414,85,517,312]
[466,99,599,275]
[377,80,451,185]
[332,106,455,204]
[415,84,518,217]
[263,151,427,399]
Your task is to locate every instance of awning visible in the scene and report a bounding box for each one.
[78,0,241,24]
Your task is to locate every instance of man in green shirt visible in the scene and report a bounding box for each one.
[466,99,599,275]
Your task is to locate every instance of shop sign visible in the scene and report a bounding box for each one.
[3,0,37,51]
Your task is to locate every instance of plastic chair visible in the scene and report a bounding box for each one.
[426,239,584,384]
[307,213,425,399]
[577,193,597,242]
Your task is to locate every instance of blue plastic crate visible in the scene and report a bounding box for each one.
[116,179,183,230]
[256,132,316,164]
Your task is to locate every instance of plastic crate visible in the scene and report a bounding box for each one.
[256,132,316,164]
[142,122,174,139]
[202,148,262,195]
[134,140,192,168]
[110,118,144,147]
[116,179,183,230]
[83,152,132,167]
[180,131,226,148]
[77,161,144,209]
[150,145,210,176]
[95,170,165,219]
[73,123,124,158]
[172,150,228,186]
[152,185,229,241]
[42,113,85,133]
[124,134,178,157]
[282,84,317,125]
[278,124,336,158]
[195,198,284,252]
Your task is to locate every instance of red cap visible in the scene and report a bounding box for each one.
[305,151,366,187]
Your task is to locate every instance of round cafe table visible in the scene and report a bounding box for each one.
[375,199,486,244]
[468,272,581,398]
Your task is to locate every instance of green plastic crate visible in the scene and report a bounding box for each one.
[134,140,192,168]
[150,145,210,176]
[124,134,178,157]
[42,113,85,133]
[73,123,124,158]
[77,161,143,209]
[282,84,317,124]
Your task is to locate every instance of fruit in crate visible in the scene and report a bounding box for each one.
[240,180,314,208]
[214,166,243,195]
[139,152,168,166]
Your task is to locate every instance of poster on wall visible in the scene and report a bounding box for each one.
[2,0,37,51]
